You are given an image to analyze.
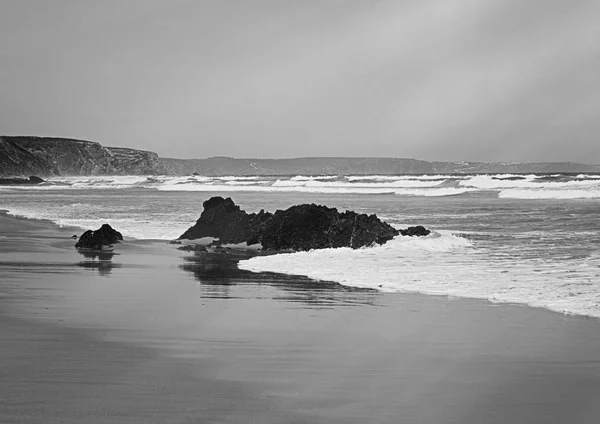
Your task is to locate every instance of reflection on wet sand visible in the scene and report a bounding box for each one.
[76,249,120,276]
[179,249,377,307]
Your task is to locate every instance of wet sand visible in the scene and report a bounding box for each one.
[1,212,600,423]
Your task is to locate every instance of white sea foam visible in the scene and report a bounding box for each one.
[4,177,600,318]
[217,176,262,181]
[224,180,270,186]
[394,188,476,196]
[156,183,398,195]
[3,174,599,199]
[239,231,600,318]
[290,175,339,181]
[460,174,600,190]
[271,179,445,188]
[346,175,463,181]
[3,206,192,240]
[499,188,600,199]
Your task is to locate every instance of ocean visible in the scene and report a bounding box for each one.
[1,173,600,318]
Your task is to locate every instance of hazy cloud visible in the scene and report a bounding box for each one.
[1,0,599,162]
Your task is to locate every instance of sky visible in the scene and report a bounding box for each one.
[1,0,599,163]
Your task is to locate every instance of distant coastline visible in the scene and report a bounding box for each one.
[2,135,600,177]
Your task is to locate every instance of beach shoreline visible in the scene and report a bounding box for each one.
[2,212,600,423]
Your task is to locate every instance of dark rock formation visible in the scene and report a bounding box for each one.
[0,136,167,176]
[28,175,44,184]
[491,176,527,181]
[178,197,273,245]
[178,197,416,251]
[177,244,208,252]
[75,224,123,250]
[260,204,398,250]
[399,225,431,237]
[0,175,45,185]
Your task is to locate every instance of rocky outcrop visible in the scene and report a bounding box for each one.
[399,226,430,237]
[0,137,59,176]
[177,244,208,252]
[178,197,424,251]
[0,136,167,176]
[75,224,123,250]
[0,175,44,185]
[105,147,166,175]
[259,204,400,250]
[178,196,273,245]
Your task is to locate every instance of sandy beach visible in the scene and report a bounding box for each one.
[1,211,600,424]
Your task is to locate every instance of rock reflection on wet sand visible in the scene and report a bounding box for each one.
[179,249,377,307]
[76,249,121,276]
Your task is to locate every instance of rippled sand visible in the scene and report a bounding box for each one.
[1,212,600,423]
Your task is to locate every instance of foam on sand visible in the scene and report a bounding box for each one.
[498,188,600,199]
[2,205,192,240]
[239,231,600,318]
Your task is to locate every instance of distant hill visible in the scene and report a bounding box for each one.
[160,156,600,176]
[0,136,166,176]
[2,135,599,176]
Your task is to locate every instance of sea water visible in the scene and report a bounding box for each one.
[1,173,600,317]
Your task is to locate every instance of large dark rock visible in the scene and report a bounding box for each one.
[28,175,45,184]
[178,197,422,251]
[178,197,273,245]
[260,204,399,250]
[399,225,431,237]
[0,175,45,185]
[75,224,123,250]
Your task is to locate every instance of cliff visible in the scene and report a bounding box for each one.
[160,156,600,176]
[0,136,167,176]
[2,135,599,177]
[0,137,59,176]
[105,147,166,175]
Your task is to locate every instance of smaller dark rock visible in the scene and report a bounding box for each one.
[399,225,430,237]
[75,224,123,250]
[71,235,78,239]
[491,176,526,181]
[177,244,207,252]
[0,175,44,185]
[168,240,182,244]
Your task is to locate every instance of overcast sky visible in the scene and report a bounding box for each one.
[1,0,599,162]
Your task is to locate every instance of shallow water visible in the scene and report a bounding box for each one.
[2,209,600,423]
[1,175,600,317]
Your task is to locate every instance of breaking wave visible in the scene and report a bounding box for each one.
[1,173,599,199]
[239,231,600,318]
